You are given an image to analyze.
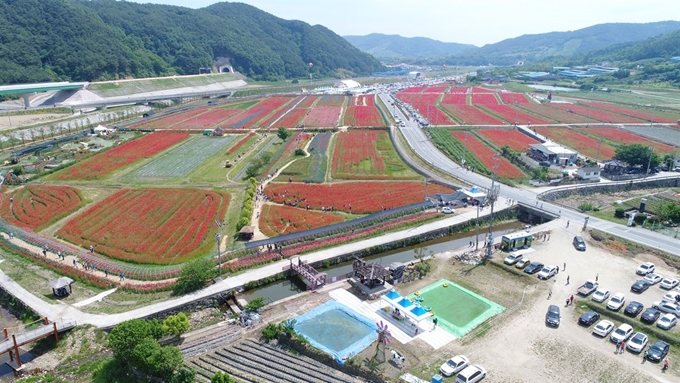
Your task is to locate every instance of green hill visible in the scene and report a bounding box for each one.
[343,33,476,59]
[0,0,383,84]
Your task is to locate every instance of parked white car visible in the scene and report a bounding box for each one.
[662,292,680,304]
[455,364,486,383]
[644,273,663,285]
[537,265,558,280]
[636,262,655,276]
[441,207,455,214]
[592,320,615,337]
[610,323,634,343]
[657,313,678,330]
[626,332,649,353]
[652,301,680,317]
[592,288,611,303]
[660,277,679,290]
[440,355,470,377]
[607,293,626,311]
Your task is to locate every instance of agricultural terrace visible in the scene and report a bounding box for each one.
[57,188,229,264]
[450,131,525,178]
[551,103,646,123]
[124,135,236,181]
[274,109,308,128]
[576,127,678,154]
[265,182,454,214]
[258,204,344,237]
[477,129,540,152]
[172,108,242,130]
[130,107,207,130]
[0,185,84,231]
[587,102,678,123]
[471,93,499,105]
[316,95,346,107]
[276,132,330,183]
[440,105,504,125]
[342,95,385,127]
[223,97,291,129]
[303,106,342,127]
[477,104,551,125]
[331,130,420,180]
[516,104,595,124]
[53,132,188,181]
[499,93,530,104]
[535,127,616,160]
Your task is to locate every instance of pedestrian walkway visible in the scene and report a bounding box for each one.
[73,288,117,308]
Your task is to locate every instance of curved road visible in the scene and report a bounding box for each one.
[379,93,680,256]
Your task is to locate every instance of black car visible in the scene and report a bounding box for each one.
[641,308,661,324]
[578,311,600,326]
[546,305,561,327]
[646,340,670,362]
[573,236,586,251]
[624,301,644,317]
[631,280,652,293]
[524,262,545,275]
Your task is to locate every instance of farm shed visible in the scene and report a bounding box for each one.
[238,226,255,240]
[49,277,74,297]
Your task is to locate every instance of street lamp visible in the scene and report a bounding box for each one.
[215,232,221,276]
[486,154,501,259]
[475,204,480,250]
[646,146,654,177]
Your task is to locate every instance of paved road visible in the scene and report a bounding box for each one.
[378,93,680,256]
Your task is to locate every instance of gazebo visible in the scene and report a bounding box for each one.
[49,277,74,297]
[238,226,255,240]
[354,263,390,289]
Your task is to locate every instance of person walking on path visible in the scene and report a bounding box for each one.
[616,342,621,354]
[663,358,670,372]
[548,290,552,299]
[570,295,574,305]
[565,298,570,307]
[566,275,570,285]
[566,220,570,228]
[433,317,438,329]
[620,341,626,354]
[596,273,599,282]
[563,262,566,271]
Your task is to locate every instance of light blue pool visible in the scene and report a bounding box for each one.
[294,300,377,364]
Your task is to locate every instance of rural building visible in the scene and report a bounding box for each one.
[603,159,627,174]
[437,185,487,206]
[576,166,601,181]
[528,142,577,165]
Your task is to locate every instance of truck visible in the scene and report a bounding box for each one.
[577,280,599,296]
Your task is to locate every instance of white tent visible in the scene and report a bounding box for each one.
[93,125,110,135]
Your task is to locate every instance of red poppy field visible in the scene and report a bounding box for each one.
[131,108,207,130]
[53,132,188,181]
[499,93,530,104]
[265,182,454,214]
[478,104,551,125]
[478,129,540,151]
[440,105,504,125]
[57,188,229,264]
[517,104,594,124]
[576,127,677,153]
[173,108,243,130]
[535,127,616,160]
[450,131,525,178]
[258,204,344,237]
[440,93,468,105]
[274,108,308,128]
[471,93,499,105]
[551,103,646,123]
[0,185,84,231]
[342,95,385,127]
[303,106,342,127]
[587,102,677,123]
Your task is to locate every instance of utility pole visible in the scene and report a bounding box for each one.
[595,139,602,164]
[215,219,224,276]
[475,204,480,250]
[646,146,654,177]
[486,154,501,259]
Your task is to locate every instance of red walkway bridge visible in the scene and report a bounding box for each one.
[1,318,77,369]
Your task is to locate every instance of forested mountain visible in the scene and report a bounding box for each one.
[343,34,476,59]
[581,29,680,63]
[0,0,383,84]
[426,21,680,66]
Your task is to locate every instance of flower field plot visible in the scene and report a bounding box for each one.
[618,125,680,147]
[478,104,551,125]
[275,132,331,183]
[57,188,229,264]
[257,96,302,127]
[478,129,540,151]
[551,103,646,123]
[428,128,488,174]
[424,86,447,93]
[535,127,616,160]
[342,95,385,127]
[131,108,208,130]
[317,95,346,107]
[123,135,236,181]
[450,131,525,178]
[274,108,308,128]
[297,95,320,108]
[303,106,342,127]
[0,185,84,231]
[587,102,678,123]
[576,127,677,153]
[224,97,292,129]
[439,105,504,125]
[171,109,243,130]
[471,94,499,105]
[265,182,453,214]
[499,93,530,104]
[397,92,453,125]
[53,132,189,181]
[262,133,312,178]
[259,204,344,237]
[449,86,469,93]
[471,87,494,93]
[227,132,256,155]
[517,104,594,123]
[331,130,420,180]
[440,94,468,105]
[400,86,426,93]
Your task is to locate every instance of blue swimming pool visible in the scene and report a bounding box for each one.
[294,300,377,364]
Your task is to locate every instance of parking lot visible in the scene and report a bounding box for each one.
[440,218,679,383]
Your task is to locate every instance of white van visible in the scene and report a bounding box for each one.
[504,252,523,265]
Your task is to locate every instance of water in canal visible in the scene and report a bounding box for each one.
[239,221,525,303]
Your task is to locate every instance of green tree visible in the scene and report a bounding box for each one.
[277,127,290,140]
[173,257,216,295]
[163,312,191,338]
[171,366,196,383]
[658,202,680,222]
[108,319,164,363]
[244,297,266,312]
[613,143,660,171]
[131,338,183,379]
[211,371,235,383]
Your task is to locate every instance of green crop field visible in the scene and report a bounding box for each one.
[87,73,237,97]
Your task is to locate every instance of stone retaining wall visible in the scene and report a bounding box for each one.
[538,177,680,205]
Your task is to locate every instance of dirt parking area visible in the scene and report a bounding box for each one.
[411,218,680,383]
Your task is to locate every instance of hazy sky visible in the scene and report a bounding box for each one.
[128,0,680,46]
